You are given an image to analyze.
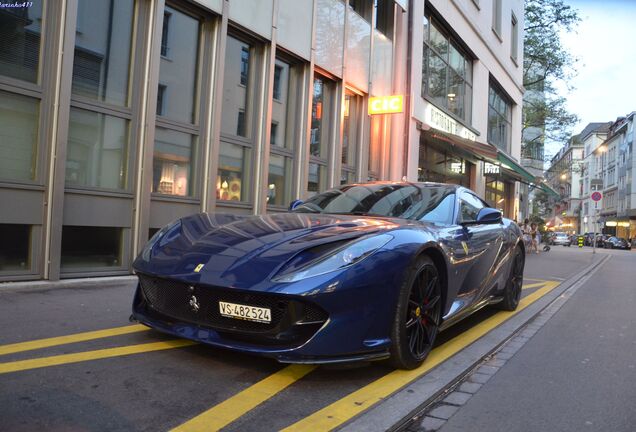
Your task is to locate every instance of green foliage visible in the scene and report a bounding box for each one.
[522,0,581,160]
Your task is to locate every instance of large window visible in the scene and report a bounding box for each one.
[0,91,39,182]
[66,0,135,191]
[422,12,472,123]
[218,34,258,203]
[418,143,472,188]
[153,5,201,197]
[374,0,394,39]
[488,81,512,152]
[0,224,31,272]
[341,90,362,185]
[309,75,335,195]
[0,1,45,183]
[60,226,122,269]
[267,57,300,208]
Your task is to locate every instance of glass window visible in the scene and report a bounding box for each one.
[311,76,332,158]
[418,144,472,187]
[422,14,472,123]
[0,0,43,83]
[217,142,251,201]
[273,65,283,100]
[267,153,292,206]
[161,11,171,57]
[153,127,197,196]
[492,0,502,35]
[222,36,252,137]
[459,193,484,223]
[0,224,31,271]
[488,82,512,151]
[71,0,135,107]
[0,91,39,182]
[342,91,361,184]
[511,13,518,62]
[157,84,167,116]
[308,162,327,196]
[61,226,122,269]
[375,0,394,39]
[293,183,456,224]
[349,0,372,22]
[66,108,129,190]
[156,6,200,124]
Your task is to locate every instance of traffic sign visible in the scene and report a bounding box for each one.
[591,191,602,202]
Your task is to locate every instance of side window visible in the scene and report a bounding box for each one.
[459,193,484,223]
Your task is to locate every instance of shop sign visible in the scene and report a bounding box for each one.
[428,105,477,141]
[368,95,403,115]
[484,162,500,175]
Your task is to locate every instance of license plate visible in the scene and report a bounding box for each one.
[219,301,271,324]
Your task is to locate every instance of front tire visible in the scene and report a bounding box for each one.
[389,255,442,370]
[497,246,524,311]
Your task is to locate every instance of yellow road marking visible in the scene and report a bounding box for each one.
[172,364,316,432]
[0,324,150,357]
[0,339,195,374]
[522,282,546,290]
[522,278,549,282]
[282,280,560,432]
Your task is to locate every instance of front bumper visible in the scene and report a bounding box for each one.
[131,265,400,363]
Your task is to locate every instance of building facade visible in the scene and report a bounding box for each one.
[579,122,611,235]
[406,0,528,220]
[0,0,527,282]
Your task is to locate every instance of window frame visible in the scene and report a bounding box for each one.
[487,78,513,152]
[422,11,473,125]
[152,2,205,200]
[65,0,138,195]
[308,72,337,196]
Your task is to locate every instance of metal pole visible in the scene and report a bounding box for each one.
[593,209,597,254]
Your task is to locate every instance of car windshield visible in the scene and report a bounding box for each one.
[292,183,456,223]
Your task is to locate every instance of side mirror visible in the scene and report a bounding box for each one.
[288,199,304,211]
[476,207,503,224]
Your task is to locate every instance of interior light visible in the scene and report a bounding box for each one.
[221,180,228,189]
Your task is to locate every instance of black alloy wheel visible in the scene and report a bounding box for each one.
[390,256,442,369]
[497,246,524,311]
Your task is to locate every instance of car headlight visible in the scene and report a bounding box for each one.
[140,219,182,261]
[273,234,393,282]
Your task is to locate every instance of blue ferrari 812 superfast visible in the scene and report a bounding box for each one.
[131,182,525,369]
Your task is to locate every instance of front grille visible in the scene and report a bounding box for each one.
[137,274,328,343]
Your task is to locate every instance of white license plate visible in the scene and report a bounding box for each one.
[219,301,271,324]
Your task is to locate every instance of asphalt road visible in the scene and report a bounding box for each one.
[0,246,620,431]
[409,247,636,432]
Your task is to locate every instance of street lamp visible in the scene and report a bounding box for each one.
[560,173,567,180]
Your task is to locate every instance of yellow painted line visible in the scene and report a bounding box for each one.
[522,278,549,282]
[0,339,196,374]
[522,282,546,290]
[172,364,316,432]
[283,281,561,432]
[0,324,150,357]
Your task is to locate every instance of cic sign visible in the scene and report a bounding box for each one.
[368,95,404,115]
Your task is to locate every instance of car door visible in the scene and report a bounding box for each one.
[454,192,504,306]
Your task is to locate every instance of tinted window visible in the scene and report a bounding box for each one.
[293,184,455,223]
[458,193,484,223]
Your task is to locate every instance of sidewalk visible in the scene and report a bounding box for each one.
[424,250,636,432]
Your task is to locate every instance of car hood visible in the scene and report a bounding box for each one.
[134,212,407,289]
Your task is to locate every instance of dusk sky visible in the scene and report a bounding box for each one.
[547,0,636,157]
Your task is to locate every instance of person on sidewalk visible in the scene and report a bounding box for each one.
[529,222,539,254]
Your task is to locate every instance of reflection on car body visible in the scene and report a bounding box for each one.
[131,182,525,369]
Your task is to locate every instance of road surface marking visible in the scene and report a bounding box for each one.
[282,280,560,432]
[0,339,195,374]
[522,278,549,282]
[172,364,316,432]
[522,282,546,290]
[0,324,150,356]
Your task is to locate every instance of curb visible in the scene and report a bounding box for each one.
[0,275,138,293]
[338,253,611,432]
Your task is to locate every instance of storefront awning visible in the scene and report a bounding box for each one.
[496,151,537,184]
[539,183,560,198]
[420,127,499,161]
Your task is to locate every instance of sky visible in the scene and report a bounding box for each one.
[547,0,636,157]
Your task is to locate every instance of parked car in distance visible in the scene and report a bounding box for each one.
[595,234,609,248]
[553,232,571,246]
[604,236,630,250]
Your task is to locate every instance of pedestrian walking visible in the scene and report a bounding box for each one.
[529,222,539,254]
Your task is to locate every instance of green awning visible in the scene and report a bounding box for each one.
[540,183,561,198]
[496,151,537,184]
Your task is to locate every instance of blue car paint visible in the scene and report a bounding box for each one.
[131,185,522,364]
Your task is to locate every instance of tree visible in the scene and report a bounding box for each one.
[522,0,581,161]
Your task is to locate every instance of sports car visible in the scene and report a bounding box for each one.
[131,182,525,369]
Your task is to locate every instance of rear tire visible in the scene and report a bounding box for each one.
[389,255,442,370]
[496,246,524,311]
